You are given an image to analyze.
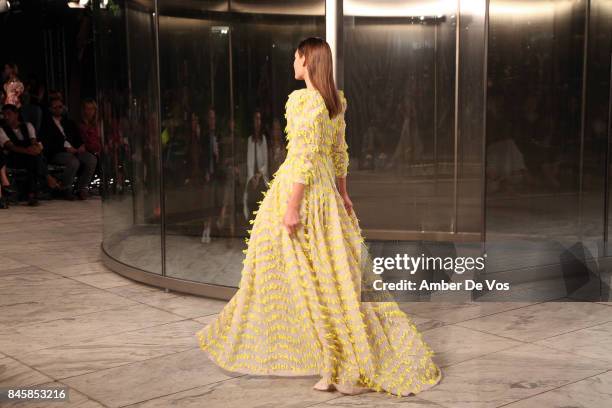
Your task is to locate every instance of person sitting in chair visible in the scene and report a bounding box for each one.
[41,97,97,200]
[0,104,48,206]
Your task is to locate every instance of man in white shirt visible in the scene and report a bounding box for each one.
[0,104,47,206]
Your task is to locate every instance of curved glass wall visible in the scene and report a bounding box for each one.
[97,0,163,274]
[95,0,612,301]
[483,0,612,301]
[157,2,325,287]
[343,4,460,235]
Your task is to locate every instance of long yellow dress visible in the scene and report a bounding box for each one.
[196,88,442,396]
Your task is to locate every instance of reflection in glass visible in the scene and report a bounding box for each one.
[592,0,612,301]
[98,0,162,274]
[343,2,457,235]
[157,4,325,285]
[484,0,605,300]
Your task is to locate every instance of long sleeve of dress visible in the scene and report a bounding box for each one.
[286,92,328,186]
[332,92,349,178]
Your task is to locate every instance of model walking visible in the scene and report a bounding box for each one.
[196,37,442,397]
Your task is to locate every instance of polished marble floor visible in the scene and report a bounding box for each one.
[1,198,611,407]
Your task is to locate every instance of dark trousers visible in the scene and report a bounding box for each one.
[7,152,48,195]
[50,151,98,193]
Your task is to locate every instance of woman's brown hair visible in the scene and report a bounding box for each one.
[81,98,98,126]
[297,37,342,119]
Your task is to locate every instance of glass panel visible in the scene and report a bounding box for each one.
[342,1,472,303]
[98,0,162,274]
[590,0,612,301]
[157,1,325,286]
[457,0,486,236]
[343,1,458,236]
[483,0,601,300]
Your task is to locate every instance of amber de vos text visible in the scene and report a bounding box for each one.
[370,254,510,291]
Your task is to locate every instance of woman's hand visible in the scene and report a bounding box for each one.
[283,205,301,236]
[283,182,306,236]
[341,192,353,215]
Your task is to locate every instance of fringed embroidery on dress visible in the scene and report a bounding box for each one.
[196,88,442,397]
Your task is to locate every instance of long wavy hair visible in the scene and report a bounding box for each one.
[81,98,98,127]
[297,37,342,119]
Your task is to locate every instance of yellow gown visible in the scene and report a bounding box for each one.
[196,88,442,396]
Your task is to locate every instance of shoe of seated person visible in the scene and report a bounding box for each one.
[27,195,40,206]
[1,185,16,196]
[63,190,76,201]
[50,188,63,199]
[38,190,52,200]
[0,196,8,209]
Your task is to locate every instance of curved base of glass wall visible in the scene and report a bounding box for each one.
[101,238,611,303]
[100,244,237,301]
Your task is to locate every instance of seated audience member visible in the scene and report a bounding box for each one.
[3,63,24,108]
[41,97,97,200]
[20,89,43,135]
[47,89,63,103]
[0,104,47,206]
[79,98,101,155]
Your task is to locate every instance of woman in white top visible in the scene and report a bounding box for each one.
[243,110,269,221]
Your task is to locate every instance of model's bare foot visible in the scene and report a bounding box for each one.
[313,377,335,392]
